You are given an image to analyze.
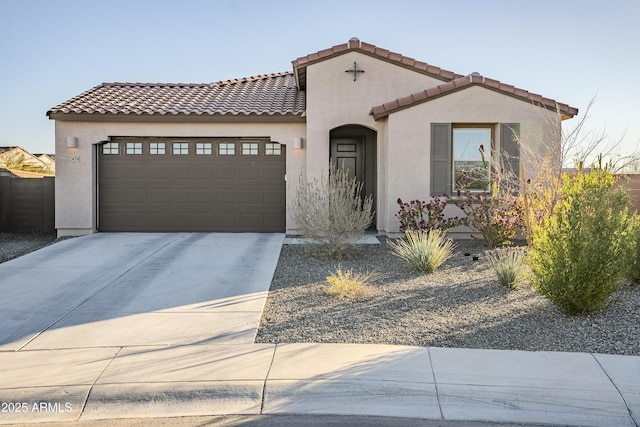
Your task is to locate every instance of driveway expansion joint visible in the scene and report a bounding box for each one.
[591,353,639,427]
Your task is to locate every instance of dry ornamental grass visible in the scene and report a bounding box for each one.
[256,238,640,355]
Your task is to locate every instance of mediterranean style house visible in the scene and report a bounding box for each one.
[47,37,577,237]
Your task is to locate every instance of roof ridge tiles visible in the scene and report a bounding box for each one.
[210,71,293,87]
[292,38,463,83]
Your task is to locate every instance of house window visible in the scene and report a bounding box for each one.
[102,142,119,155]
[149,142,165,155]
[452,127,492,191]
[265,143,282,156]
[173,142,189,155]
[196,143,212,155]
[242,142,259,156]
[218,143,235,155]
[126,142,142,155]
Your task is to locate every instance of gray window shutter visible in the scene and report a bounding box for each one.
[431,123,452,196]
[500,123,520,182]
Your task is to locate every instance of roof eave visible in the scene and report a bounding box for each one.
[371,79,579,121]
[47,111,307,123]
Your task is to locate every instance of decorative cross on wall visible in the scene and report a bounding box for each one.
[345,61,365,81]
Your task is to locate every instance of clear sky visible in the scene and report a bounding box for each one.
[1,0,638,158]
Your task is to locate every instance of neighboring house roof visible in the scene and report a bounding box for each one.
[0,146,47,166]
[34,154,56,163]
[47,72,306,120]
[0,167,53,178]
[370,73,579,120]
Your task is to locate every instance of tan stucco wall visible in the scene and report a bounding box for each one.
[380,85,561,233]
[53,52,565,237]
[303,51,448,231]
[54,120,306,236]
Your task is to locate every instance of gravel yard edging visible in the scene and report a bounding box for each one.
[256,237,640,355]
[0,232,58,264]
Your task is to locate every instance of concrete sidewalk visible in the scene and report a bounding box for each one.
[1,343,638,426]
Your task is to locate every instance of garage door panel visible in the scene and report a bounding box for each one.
[192,214,214,228]
[240,213,261,228]
[194,165,214,180]
[98,139,285,232]
[147,165,169,179]
[264,189,285,205]
[171,165,191,179]
[193,191,214,204]
[263,164,284,180]
[216,213,237,230]
[120,189,147,204]
[146,213,171,228]
[217,190,239,204]
[170,190,191,204]
[240,189,261,204]
[216,165,239,180]
[240,165,261,180]
[148,189,170,204]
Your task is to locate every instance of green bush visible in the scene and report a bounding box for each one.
[390,229,455,273]
[487,248,527,288]
[626,218,640,284]
[528,166,636,315]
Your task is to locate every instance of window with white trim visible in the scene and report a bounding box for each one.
[218,143,235,155]
[242,142,258,156]
[265,143,282,155]
[196,142,212,155]
[172,142,189,155]
[126,142,142,155]
[149,142,165,155]
[102,142,119,155]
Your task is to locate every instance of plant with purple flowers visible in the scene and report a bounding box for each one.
[454,146,524,247]
[396,197,465,233]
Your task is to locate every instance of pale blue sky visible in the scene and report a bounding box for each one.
[1,0,638,157]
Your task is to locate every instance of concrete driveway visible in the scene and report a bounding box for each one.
[0,232,284,350]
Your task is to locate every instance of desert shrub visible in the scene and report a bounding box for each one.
[453,146,524,248]
[325,268,376,299]
[627,219,640,284]
[390,229,455,273]
[487,248,527,288]
[456,190,524,248]
[528,166,637,315]
[396,197,465,233]
[291,163,374,258]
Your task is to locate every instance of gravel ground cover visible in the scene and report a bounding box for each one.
[0,232,58,264]
[256,237,640,355]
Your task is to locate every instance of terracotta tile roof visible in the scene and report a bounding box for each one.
[47,72,305,119]
[292,37,465,89]
[370,73,579,120]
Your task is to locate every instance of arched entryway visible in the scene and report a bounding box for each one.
[330,125,377,228]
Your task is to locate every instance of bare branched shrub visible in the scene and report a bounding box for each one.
[519,97,639,242]
[561,98,639,173]
[291,162,374,258]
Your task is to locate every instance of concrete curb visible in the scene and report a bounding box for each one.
[1,344,638,426]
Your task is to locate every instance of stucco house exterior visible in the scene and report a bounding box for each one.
[47,38,577,237]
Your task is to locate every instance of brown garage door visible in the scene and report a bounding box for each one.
[98,138,285,232]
